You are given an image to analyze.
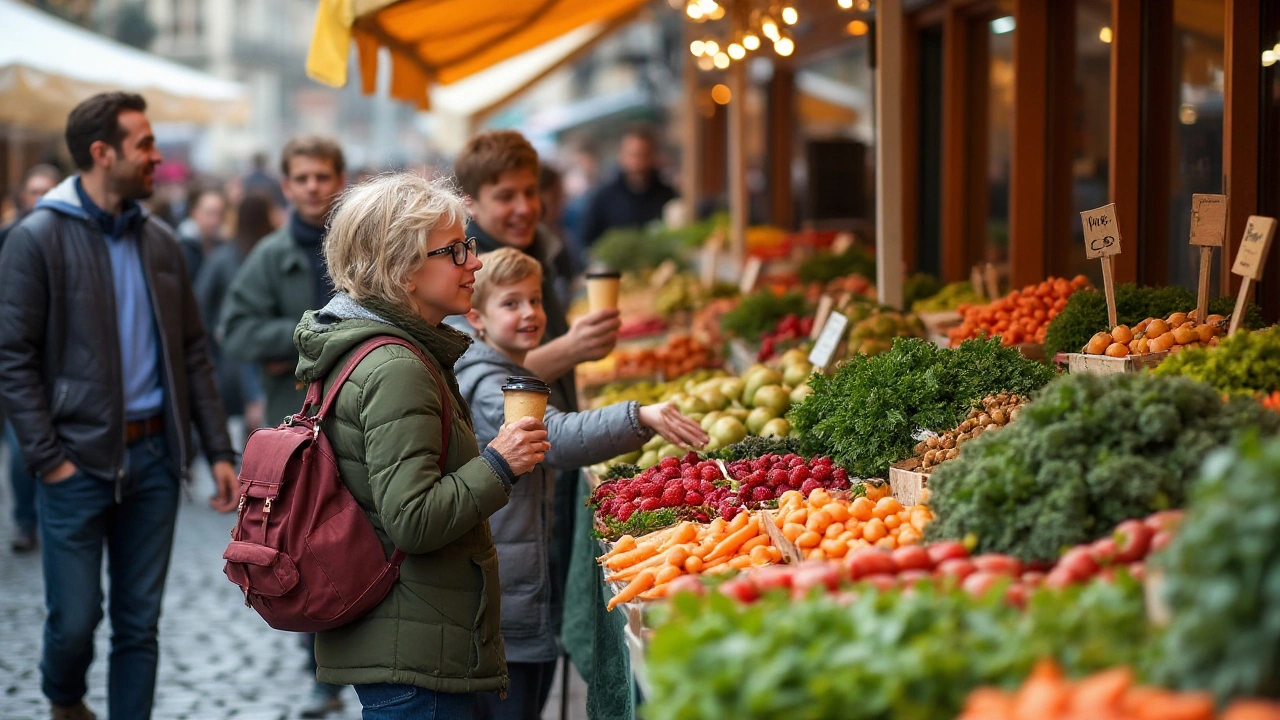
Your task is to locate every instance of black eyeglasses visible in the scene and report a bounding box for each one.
[425,237,478,266]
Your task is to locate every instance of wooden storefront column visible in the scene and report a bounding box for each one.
[766,67,795,229]
[877,0,906,308]
[1008,0,1049,287]
[940,5,973,282]
[1223,0,1262,295]
[1109,0,1143,284]
[727,58,748,262]
[681,24,702,222]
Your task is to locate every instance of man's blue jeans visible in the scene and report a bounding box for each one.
[354,684,476,720]
[8,422,37,531]
[37,436,180,719]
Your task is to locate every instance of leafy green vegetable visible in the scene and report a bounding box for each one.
[912,281,987,313]
[603,464,641,481]
[925,372,1280,561]
[643,579,1149,720]
[1152,326,1280,395]
[789,338,1055,478]
[590,228,685,274]
[797,245,876,284]
[705,436,803,463]
[1043,283,1264,357]
[1151,432,1280,701]
[902,273,945,310]
[721,291,812,344]
[591,507,682,540]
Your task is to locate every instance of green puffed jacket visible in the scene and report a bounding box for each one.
[294,293,512,694]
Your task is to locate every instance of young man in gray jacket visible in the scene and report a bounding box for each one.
[0,92,238,720]
[455,248,707,720]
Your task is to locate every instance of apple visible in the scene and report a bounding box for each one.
[891,546,932,572]
[972,554,1023,577]
[1112,520,1153,563]
[760,418,792,439]
[926,541,969,565]
[718,577,759,603]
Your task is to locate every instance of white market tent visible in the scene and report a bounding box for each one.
[0,0,248,132]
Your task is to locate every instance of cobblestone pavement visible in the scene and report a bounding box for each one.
[1,458,586,720]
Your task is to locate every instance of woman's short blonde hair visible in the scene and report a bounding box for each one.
[472,247,544,310]
[324,172,469,307]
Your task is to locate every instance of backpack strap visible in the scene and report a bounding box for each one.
[303,336,452,471]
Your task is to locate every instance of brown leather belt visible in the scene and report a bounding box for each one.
[125,416,164,444]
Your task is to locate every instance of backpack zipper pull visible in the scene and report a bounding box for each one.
[261,496,273,531]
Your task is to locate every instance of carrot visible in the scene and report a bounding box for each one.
[767,546,782,563]
[598,535,636,561]
[1068,666,1131,712]
[729,555,752,569]
[604,543,657,570]
[654,565,682,584]
[706,517,759,561]
[660,522,698,550]
[607,569,655,611]
[665,546,691,567]
[605,553,668,582]
[727,510,750,533]
[740,535,771,553]
[749,545,772,565]
[699,555,730,572]
[638,585,670,601]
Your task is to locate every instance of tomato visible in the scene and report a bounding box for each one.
[891,546,932,572]
[790,562,842,599]
[666,574,705,598]
[750,565,795,593]
[926,541,969,565]
[718,577,759,603]
[1004,584,1029,608]
[972,554,1023,577]
[961,571,1002,597]
[1152,530,1174,553]
[846,549,896,579]
[1112,520,1154,563]
[935,558,977,582]
[860,573,898,592]
[1057,547,1100,582]
[1144,510,1185,533]
[897,569,933,587]
[1042,568,1076,590]
[1126,562,1145,581]
[1020,571,1045,586]
[1089,537,1118,566]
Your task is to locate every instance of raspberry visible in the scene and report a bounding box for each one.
[800,479,822,496]
[681,465,700,479]
[616,502,636,521]
[813,456,833,467]
[683,452,700,465]
[766,469,789,487]
[789,466,811,485]
[684,491,705,505]
[699,480,716,495]
[682,477,701,492]
[750,486,773,502]
[662,467,682,481]
[719,504,739,521]
[600,498,617,514]
[700,465,721,482]
[810,465,832,482]
[789,456,806,468]
[660,457,681,470]
[661,485,685,507]
[639,482,662,499]
[639,497,662,512]
[694,512,710,523]
[751,458,770,472]
[619,485,639,502]
[744,470,766,487]
[833,468,849,484]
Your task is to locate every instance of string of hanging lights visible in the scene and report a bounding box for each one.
[680,0,872,71]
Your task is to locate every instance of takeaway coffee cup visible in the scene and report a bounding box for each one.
[585,271,621,314]
[502,376,552,423]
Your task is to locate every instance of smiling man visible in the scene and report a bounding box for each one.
[0,92,237,720]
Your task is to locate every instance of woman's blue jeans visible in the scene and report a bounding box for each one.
[355,683,476,720]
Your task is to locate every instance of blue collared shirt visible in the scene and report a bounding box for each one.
[74,179,165,420]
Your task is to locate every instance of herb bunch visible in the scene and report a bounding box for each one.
[789,338,1055,478]
[797,245,876,284]
[1152,326,1280,395]
[721,291,812,344]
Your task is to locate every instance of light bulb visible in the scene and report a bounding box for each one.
[711,84,732,104]
[686,3,704,20]
[856,0,870,10]
[762,18,780,41]
[704,39,719,56]
[743,33,760,51]
[713,51,730,69]
[781,6,798,25]
[838,0,853,8]
[708,4,725,19]
[1264,50,1277,67]
[846,19,868,36]
[1099,26,1112,43]
[697,55,715,71]
[774,37,795,57]
[691,39,706,56]
[728,43,745,59]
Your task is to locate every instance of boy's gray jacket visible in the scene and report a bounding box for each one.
[455,340,651,662]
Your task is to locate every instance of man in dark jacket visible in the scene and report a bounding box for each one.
[0,92,237,720]
[216,135,347,719]
[0,163,60,553]
[175,186,227,281]
[579,124,677,247]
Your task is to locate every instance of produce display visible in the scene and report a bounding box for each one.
[1081,313,1226,357]
[948,276,1089,347]
[756,313,814,361]
[797,244,875,285]
[644,579,1149,720]
[912,280,987,313]
[901,393,1027,473]
[770,488,932,559]
[598,515,785,610]
[577,335,721,387]
[844,305,927,357]
[616,315,667,340]
[1043,283,1265,358]
[1152,433,1280,703]
[721,290,812,344]
[959,661,1280,720]
[654,274,739,319]
[1153,326,1280,396]
[925,372,1280,561]
[901,272,945,310]
[789,337,1055,479]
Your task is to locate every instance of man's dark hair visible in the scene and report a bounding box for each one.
[622,122,656,145]
[186,184,225,215]
[65,92,148,171]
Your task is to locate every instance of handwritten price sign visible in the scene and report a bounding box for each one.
[1081,204,1122,260]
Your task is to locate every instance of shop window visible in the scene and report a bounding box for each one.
[1065,0,1113,283]
[984,13,1014,267]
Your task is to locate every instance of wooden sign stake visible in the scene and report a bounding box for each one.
[699,232,723,289]
[970,266,986,301]
[810,294,835,342]
[983,263,1000,301]
[1228,216,1277,335]
[1080,204,1123,328]
[739,256,763,295]
[1189,194,1228,321]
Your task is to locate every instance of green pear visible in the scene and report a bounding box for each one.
[760,418,792,438]
[696,387,729,411]
[709,416,748,447]
[659,444,685,460]
[617,450,643,464]
[674,393,710,415]
[782,361,813,388]
[779,348,810,367]
[743,367,784,406]
[700,411,724,432]
[637,450,660,469]
[746,406,778,434]
[790,384,814,405]
[643,433,666,451]
[718,377,745,403]
[752,385,792,417]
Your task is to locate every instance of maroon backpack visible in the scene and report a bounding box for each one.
[222,336,450,632]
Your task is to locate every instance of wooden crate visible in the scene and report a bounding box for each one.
[1017,342,1047,361]
[889,461,930,507]
[759,509,803,564]
[1065,351,1169,375]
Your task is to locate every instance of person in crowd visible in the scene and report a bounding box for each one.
[176,186,228,281]
[452,128,622,718]
[1,163,62,553]
[242,150,287,207]
[456,248,707,719]
[218,135,347,718]
[539,164,583,288]
[194,191,277,438]
[0,91,237,720]
[579,124,677,247]
[294,172,551,719]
